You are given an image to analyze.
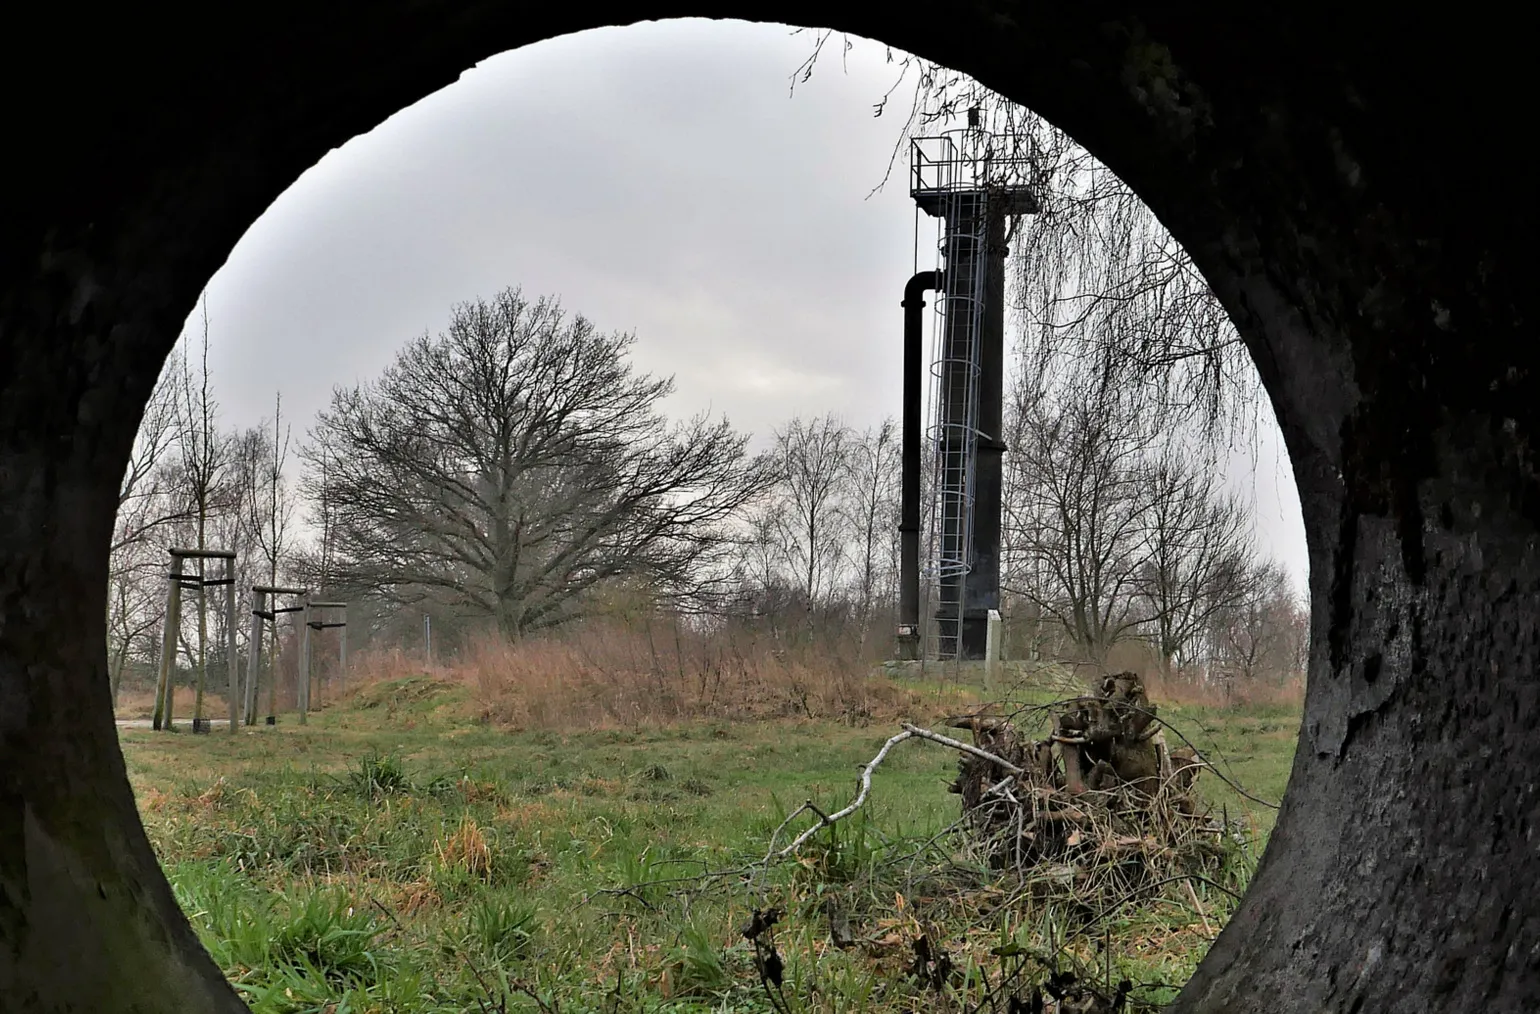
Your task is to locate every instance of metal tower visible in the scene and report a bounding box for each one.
[908,127,1037,660]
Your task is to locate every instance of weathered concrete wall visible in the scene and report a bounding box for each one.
[1,6,1534,1010]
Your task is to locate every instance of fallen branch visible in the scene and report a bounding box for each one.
[774,729,915,857]
[900,723,1027,775]
[772,724,1029,860]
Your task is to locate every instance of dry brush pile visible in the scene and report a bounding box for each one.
[730,675,1254,1013]
[945,672,1237,918]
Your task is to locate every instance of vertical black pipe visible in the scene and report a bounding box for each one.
[899,269,941,660]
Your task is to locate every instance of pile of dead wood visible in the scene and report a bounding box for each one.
[946,672,1228,897]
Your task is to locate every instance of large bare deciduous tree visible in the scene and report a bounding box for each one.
[304,287,774,638]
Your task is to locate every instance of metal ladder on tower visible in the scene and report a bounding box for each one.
[923,187,989,660]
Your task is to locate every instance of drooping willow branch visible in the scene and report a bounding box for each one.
[793,34,1262,445]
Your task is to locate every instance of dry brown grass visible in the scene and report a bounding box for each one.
[114,686,213,720]
[338,644,453,688]
[436,815,493,880]
[115,653,332,719]
[333,619,1298,734]
[458,621,924,731]
[339,620,923,732]
[1140,670,1304,710]
[1051,641,1305,711]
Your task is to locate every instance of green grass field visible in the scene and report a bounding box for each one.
[122,674,1299,1013]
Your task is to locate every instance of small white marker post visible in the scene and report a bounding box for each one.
[984,609,1003,693]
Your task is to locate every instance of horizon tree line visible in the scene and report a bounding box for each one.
[109,279,1305,710]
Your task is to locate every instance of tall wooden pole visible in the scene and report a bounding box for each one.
[153,553,183,731]
[225,560,238,733]
[312,610,321,713]
[339,612,348,694]
[193,556,207,729]
[297,598,311,723]
[243,589,263,725]
[267,610,279,723]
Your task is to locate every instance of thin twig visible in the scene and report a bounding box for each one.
[1184,877,1214,938]
[369,896,403,933]
[1124,703,1280,810]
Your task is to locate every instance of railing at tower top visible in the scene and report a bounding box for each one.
[910,132,1037,207]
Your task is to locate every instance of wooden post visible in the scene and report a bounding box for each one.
[267,609,279,723]
[312,610,321,713]
[984,609,1002,693]
[193,556,207,730]
[153,553,184,731]
[305,602,346,711]
[243,589,264,726]
[298,598,312,723]
[225,559,238,733]
[339,606,348,694]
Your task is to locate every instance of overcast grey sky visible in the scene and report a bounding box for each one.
[186,18,1308,590]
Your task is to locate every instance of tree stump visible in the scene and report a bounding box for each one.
[947,673,1218,886]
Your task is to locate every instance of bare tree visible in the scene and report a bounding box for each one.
[842,418,900,639]
[315,441,336,594]
[112,357,190,553]
[168,300,233,725]
[108,361,191,703]
[1135,443,1254,678]
[1003,121,1251,439]
[1213,559,1300,685]
[765,414,852,604]
[303,287,774,639]
[1004,375,1156,664]
[226,401,297,703]
[241,393,295,592]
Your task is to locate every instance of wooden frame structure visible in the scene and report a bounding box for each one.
[152,547,237,732]
[297,601,347,722]
[242,585,307,726]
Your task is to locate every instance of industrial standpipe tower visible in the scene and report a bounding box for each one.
[897,122,1037,662]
